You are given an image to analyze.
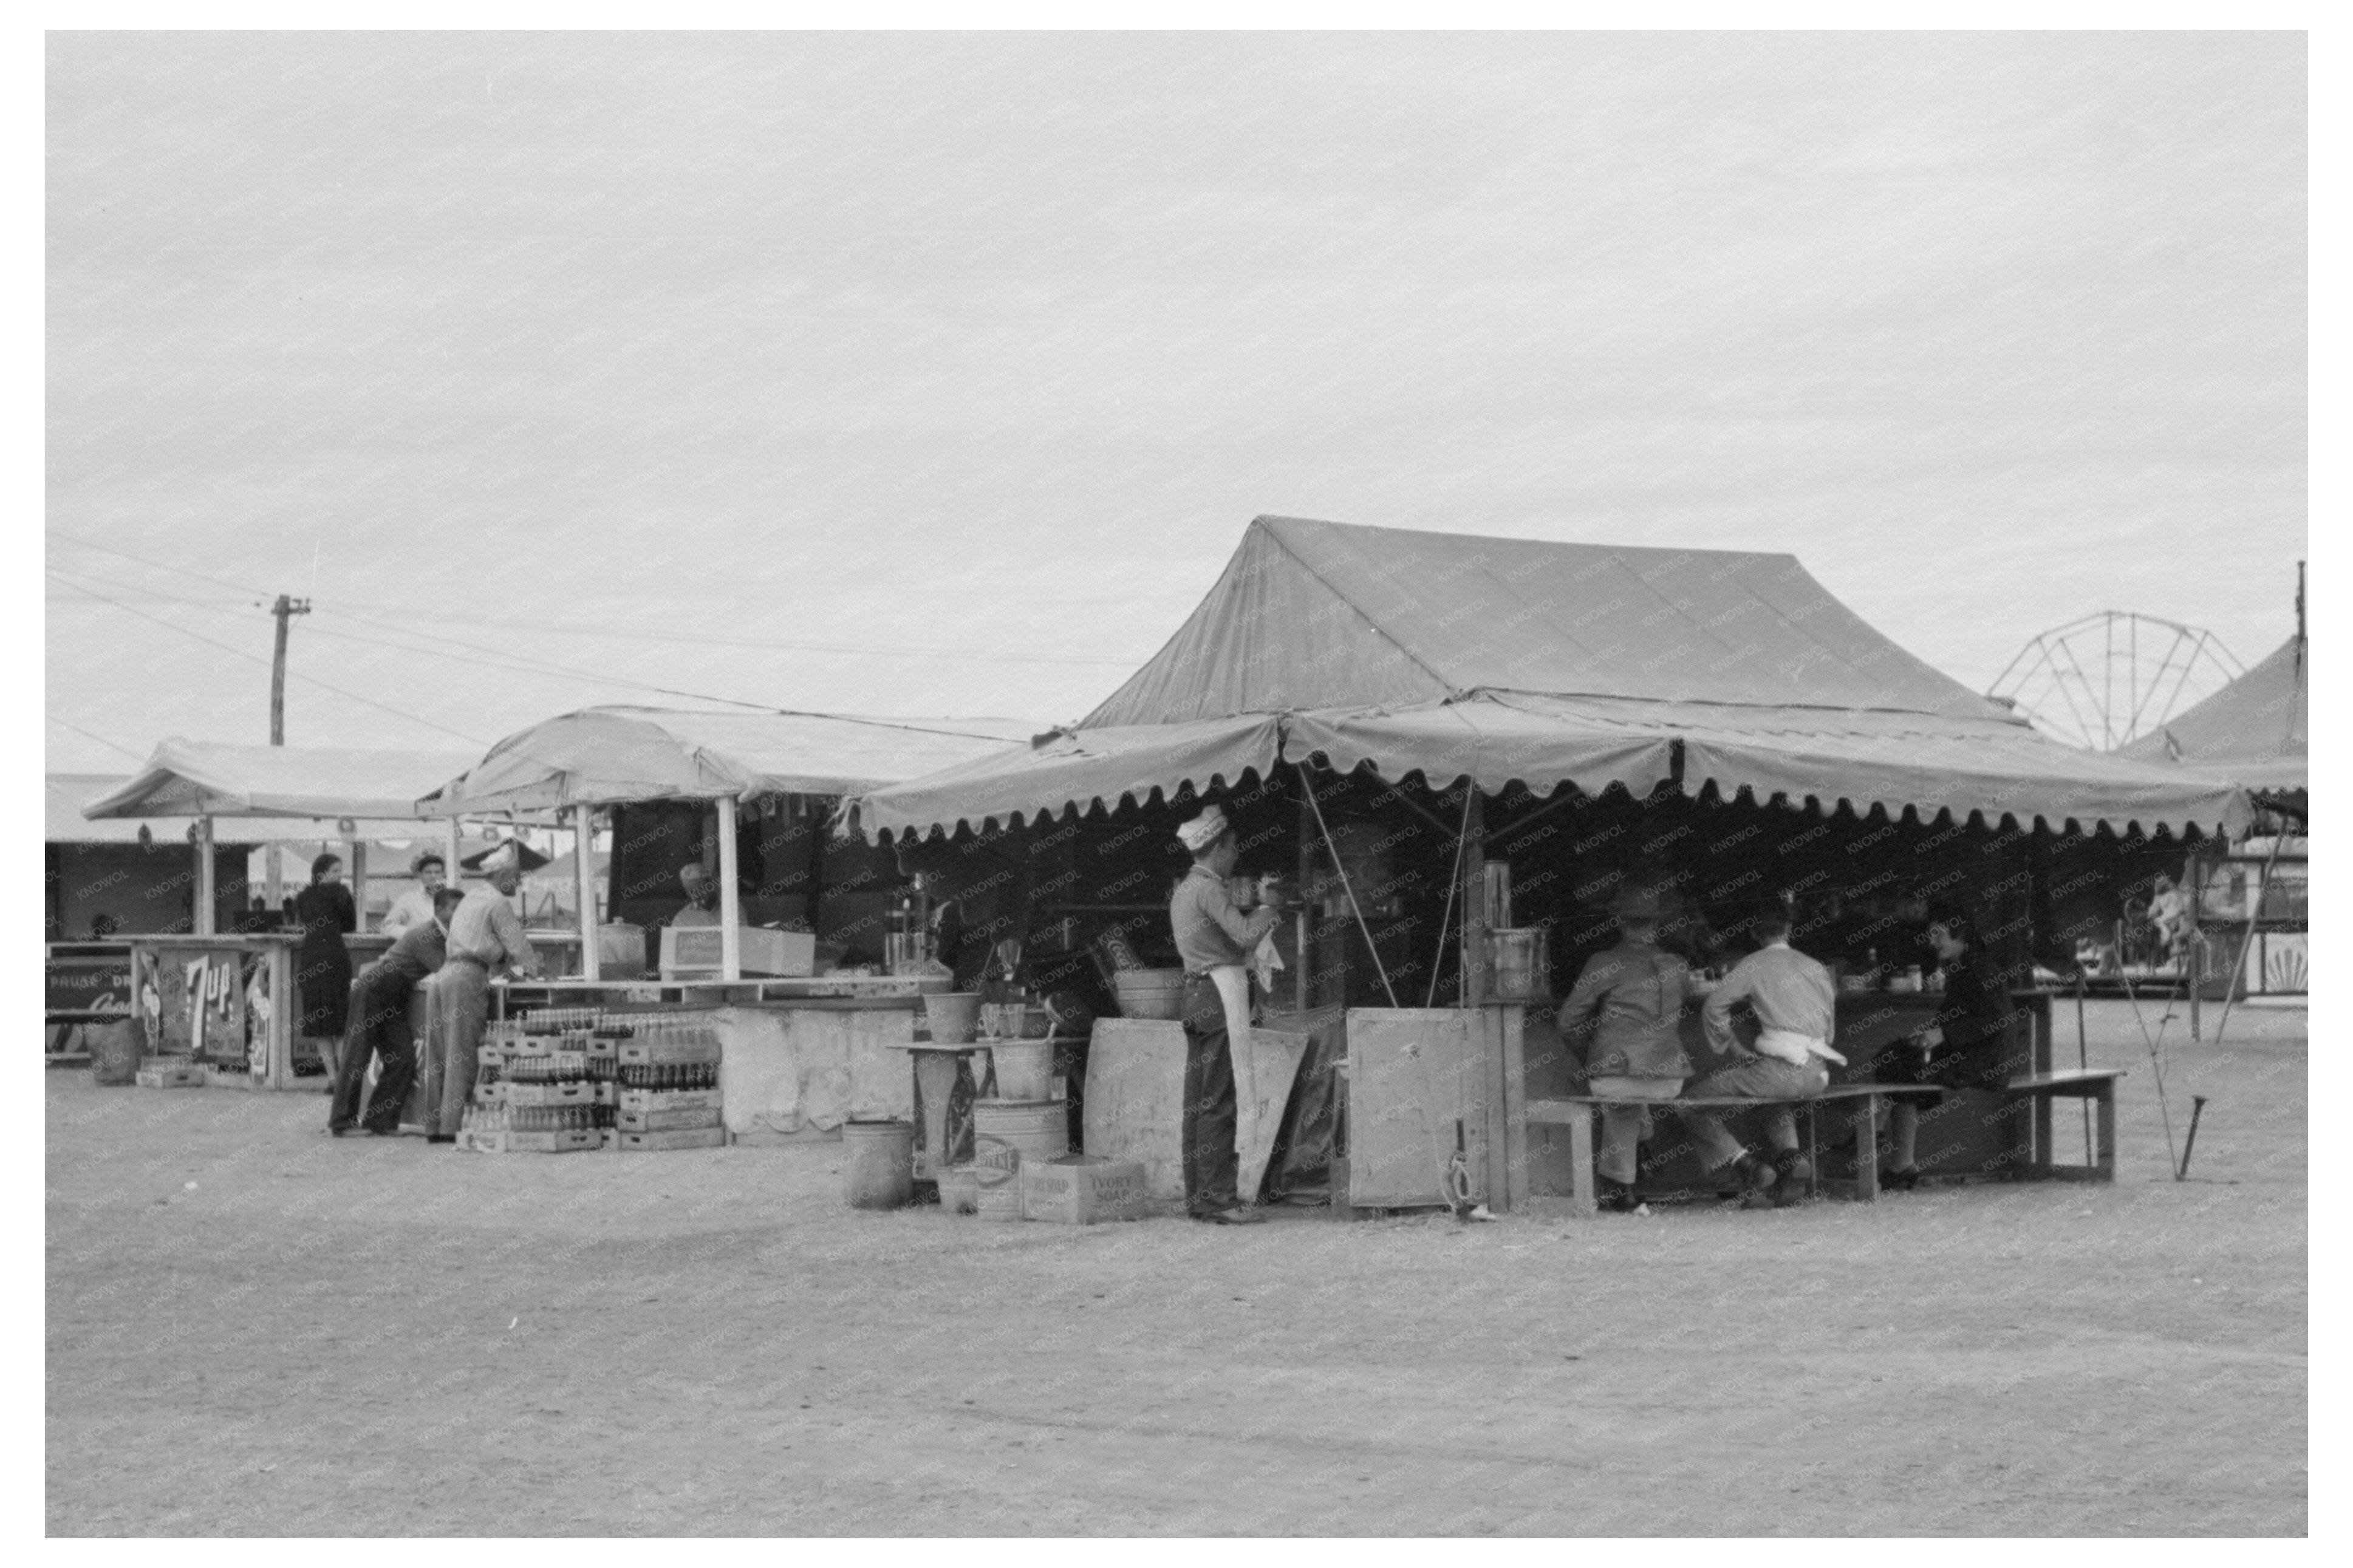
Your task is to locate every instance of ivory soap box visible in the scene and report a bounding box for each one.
[1021,1156,1149,1225]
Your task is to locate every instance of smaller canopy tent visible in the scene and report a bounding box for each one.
[2117,633,2307,803]
[856,516,2249,841]
[423,706,1043,814]
[82,739,479,823]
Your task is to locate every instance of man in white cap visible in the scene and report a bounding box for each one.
[420,841,542,1144]
[1168,805,1284,1224]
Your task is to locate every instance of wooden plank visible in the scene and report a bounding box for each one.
[1500,1003,1526,1212]
[1566,1103,1596,1217]
[717,795,742,983]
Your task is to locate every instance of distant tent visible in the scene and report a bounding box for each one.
[425,706,1042,814]
[856,515,2248,841]
[2117,633,2307,808]
[82,738,479,823]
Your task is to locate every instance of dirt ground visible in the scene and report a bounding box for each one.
[47,1001,2305,1536]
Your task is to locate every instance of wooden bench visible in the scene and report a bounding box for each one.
[2004,1069,2125,1182]
[1526,1083,1946,1215]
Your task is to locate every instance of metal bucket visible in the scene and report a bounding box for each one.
[842,1119,916,1210]
[989,1040,1055,1102]
[972,1096,1068,1219]
[923,991,982,1043]
[1112,968,1186,1020]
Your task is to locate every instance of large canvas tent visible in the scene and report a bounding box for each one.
[856,516,2249,841]
[2116,632,2307,805]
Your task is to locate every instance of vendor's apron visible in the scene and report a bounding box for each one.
[1754,1027,1848,1068]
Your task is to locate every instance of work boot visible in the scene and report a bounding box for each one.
[1772,1148,1812,1207]
[1597,1177,1644,1214]
[1730,1151,1778,1210]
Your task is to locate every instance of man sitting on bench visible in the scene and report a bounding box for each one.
[1672,900,1845,1210]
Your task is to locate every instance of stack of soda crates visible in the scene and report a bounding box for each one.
[615,1014,726,1150]
[462,1006,634,1153]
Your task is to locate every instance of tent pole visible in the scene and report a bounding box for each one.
[574,803,601,982]
[718,794,742,982]
[194,815,216,935]
[446,817,463,889]
[350,838,367,934]
[1295,777,1313,1012]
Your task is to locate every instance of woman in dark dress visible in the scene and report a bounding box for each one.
[292,852,358,1074]
[1876,909,2017,1189]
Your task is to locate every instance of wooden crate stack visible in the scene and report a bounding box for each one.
[615,1015,726,1151]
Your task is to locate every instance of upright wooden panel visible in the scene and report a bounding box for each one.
[1084,1018,1190,1201]
[1346,1008,1483,1208]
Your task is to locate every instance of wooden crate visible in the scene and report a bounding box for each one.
[136,1061,206,1089]
[619,1127,729,1151]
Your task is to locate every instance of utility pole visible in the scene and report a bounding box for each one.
[264,595,310,916]
[269,594,310,745]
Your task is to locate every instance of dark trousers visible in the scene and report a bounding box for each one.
[1180,972,1241,1215]
[329,970,419,1134]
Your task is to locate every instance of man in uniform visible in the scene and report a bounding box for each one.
[420,842,542,1144]
[1557,883,1717,1212]
[1169,805,1283,1225]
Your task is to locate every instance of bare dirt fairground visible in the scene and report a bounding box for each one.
[48,1004,2304,1536]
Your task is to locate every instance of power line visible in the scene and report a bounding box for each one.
[47,525,1144,667]
[49,576,489,747]
[324,599,1147,667]
[45,528,272,601]
[46,714,148,763]
[50,563,798,717]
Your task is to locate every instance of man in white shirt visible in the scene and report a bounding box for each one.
[670,862,723,928]
[378,850,448,936]
[419,843,541,1143]
[1671,901,1845,1208]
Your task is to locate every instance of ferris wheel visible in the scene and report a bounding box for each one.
[1988,612,2244,753]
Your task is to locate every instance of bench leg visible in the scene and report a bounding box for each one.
[2094,1088,2116,1181]
[2033,1086,2054,1179]
[1568,1104,1597,1218]
[1852,1095,1880,1201]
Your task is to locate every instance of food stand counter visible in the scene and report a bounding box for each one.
[490,976,923,1144]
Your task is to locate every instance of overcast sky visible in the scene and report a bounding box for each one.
[44,30,2306,775]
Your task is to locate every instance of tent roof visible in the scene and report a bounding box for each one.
[2116,633,2307,794]
[1086,515,2018,726]
[856,517,2248,842]
[426,706,1044,813]
[47,774,272,845]
[78,741,482,823]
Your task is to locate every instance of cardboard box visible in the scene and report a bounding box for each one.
[1021,1157,1150,1225]
[618,1127,729,1152]
[658,925,814,980]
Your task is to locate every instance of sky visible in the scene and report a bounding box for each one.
[44,31,2307,777]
